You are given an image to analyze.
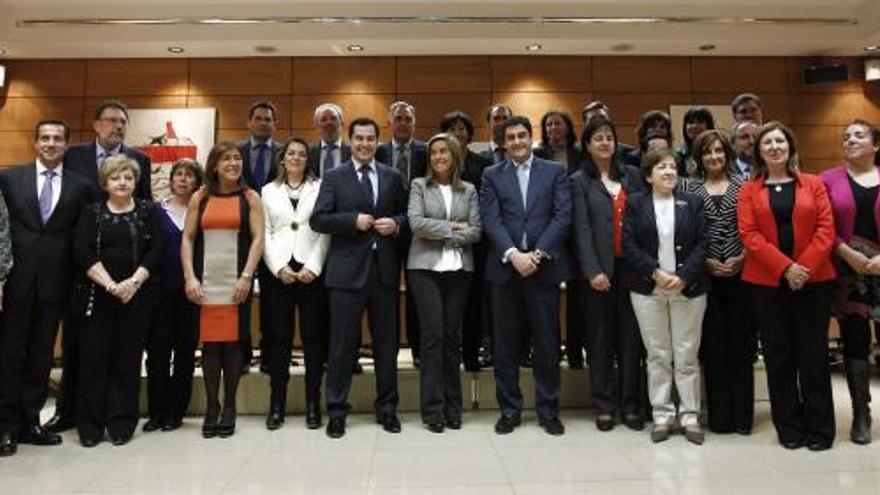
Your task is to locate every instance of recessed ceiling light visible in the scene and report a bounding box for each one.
[525,43,542,52]
[167,46,185,54]
[254,45,277,54]
[865,45,880,52]
[699,44,716,51]
[347,44,364,52]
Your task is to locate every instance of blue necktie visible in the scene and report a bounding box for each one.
[39,169,55,223]
[253,144,267,189]
[323,143,336,174]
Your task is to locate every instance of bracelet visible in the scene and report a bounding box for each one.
[240,272,253,280]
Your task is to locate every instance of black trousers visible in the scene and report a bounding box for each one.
[752,282,835,446]
[144,292,197,423]
[55,308,84,419]
[491,277,560,420]
[838,316,873,360]
[326,255,399,419]
[408,269,472,423]
[405,272,422,360]
[77,291,151,442]
[462,241,489,369]
[583,264,643,416]
[702,275,756,433]
[0,288,63,435]
[261,272,328,406]
[565,280,587,365]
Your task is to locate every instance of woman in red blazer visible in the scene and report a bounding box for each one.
[737,122,836,451]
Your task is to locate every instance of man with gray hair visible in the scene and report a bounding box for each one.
[309,103,351,177]
[731,120,759,179]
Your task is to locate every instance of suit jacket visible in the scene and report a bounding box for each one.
[461,149,492,193]
[406,177,481,271]
[0,163,95,303]
[621,190,708,297]
[480,156,572,285]
[262,180,331,279]
[534,145,586,176]
[376,140,428,184]
[738,173,836,288]
[310,160,408,290]
[570,164,645,280]
[65,141,150,200]
[820,164,880,249]
[237,139,280,192]
[308,141,352,178]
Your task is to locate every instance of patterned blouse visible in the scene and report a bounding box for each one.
[0,191,13,281]
[679,175,744,262]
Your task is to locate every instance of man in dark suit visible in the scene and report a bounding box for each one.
[44,100,149,433]
[311,117,408,439]
[308,103,352,177]
[0,119,95,456]
[375,101,427,366]
[479,103,513,165]
[481,116,571,436]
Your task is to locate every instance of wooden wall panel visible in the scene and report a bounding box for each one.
[789,93,880,126]
[591,93,691,126]
[0,97,84,132]
[292,57,396,94]
[792,125,847,160]
[0,130,83,167]
[189,58,292,96]
[691,57,788,93]
[186,95,291,130]
[491,56,592,93]
[289,94,395,129]
[593,57,691,94]
[397,57,491,94]
[86,59,188,97]
[81,96,188,129]
[396,93,491,133]
[3,60,86,97]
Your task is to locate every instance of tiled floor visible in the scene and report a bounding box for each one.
[2,374,880,494]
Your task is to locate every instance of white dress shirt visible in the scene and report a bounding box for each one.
[653,194,676,274]
[431,184,464,272]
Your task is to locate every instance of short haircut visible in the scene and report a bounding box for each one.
[425,133,464,188]
[169,158,205,192]
[34,118,70,142]
[641,147,679,182]
[539,110,577,150]
[313,103,344,126]
[388,101,416,120]
[248,100,277,121]
[204,141,244,195]
[691,129,735,179]
[348,117,381,140]
[94,100,129,121]
[98,154,141,189]
[580,116,622,180]
[636,110,672,151]
[581,100,610,124]
[274,137,317,185]
[485,103,513,124]
[731,119,759,137]
[500,115,532,138]
[731,93,762,115]
[439,111,475,140]
[682,105,717,146]
[752,121,800,179]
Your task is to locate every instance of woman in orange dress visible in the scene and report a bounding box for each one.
[181,141,264,439]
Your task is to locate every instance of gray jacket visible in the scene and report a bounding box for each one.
[406,177,481,271]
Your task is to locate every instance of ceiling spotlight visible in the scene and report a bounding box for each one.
[347,44,364,52]
[699,44,716,51]
[525,43,542,52]
[865,45,880,52]
[167,46,185,54]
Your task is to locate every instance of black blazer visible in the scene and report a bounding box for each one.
[0,163,95,303]
[65,141,151,200]
[310,160,408,290]
[621,190,708,297]
[376,140,428,184]
[307,141,352,178]
[570,164,644,280]
[237,139,279,192]
[461,149,492,193]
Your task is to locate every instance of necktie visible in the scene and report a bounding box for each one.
[396,145,409,182]
[39,169,56,223]
[253,144,267,189]
[322,143,336,174]
[359,164,374,206]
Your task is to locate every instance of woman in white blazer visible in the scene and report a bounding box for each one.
[407,133,481,433]
[261,137,330,431]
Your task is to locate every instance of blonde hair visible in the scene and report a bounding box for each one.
[425,133,464,188]
[98,154,141,189]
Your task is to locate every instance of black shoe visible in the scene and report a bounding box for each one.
[539,416,565,436]
[781,439,803,450]
[142,419,163,433]
[735,426,752,436]
[305,402,322,430]
[326,417,346,439]
[0,434,16,457]
[161,418,183,432]
[18,425,62,446]
[266,410,284,431]
[596,414,615,432]
[202,422,218,439]
[623,414,645,432]
[445,418,462,430]
[378,414,402,433]
[43,413,76,434]
[80,436,101,448]
[218,423,235,438]
[425,422,445,433]
[806,439,832,451]
[110,435,131,446]
[494,415,521,435]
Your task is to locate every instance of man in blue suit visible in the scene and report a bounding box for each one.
[311,117,409,439]
[480,116,571,436]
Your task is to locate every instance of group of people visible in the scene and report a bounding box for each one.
[0,91,878,458]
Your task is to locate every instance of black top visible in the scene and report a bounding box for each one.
[849,175,879,242]
[768,181,796,257]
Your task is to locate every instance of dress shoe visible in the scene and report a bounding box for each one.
[494,415,521,435]
[266,410,284,431]
[651,424,671,443]
[18,425,62,446]
[596,414,615,432]
[43,413,76,434]
[781,439,804,450]
[218,423,235,438]
[425,422,445,433]
[80,436,101,448]
[202,422,218,439]
[734,426,752,436]
[539,416,565,436]
[445,418,462,430]
[305,403,322,430]
[378,414,402,433]
[0,434,17,457]
[806,439,832,452]
[161,418,183,432]
[684,424,705,446]
[326,417,346,439]
[142,419,163,433]
[110,435,131,446]
[623,414,645,432]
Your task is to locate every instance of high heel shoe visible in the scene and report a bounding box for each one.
[218,422,236,438]
[202,422,218,438]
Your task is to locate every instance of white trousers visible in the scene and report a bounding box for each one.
[630,290,707,427]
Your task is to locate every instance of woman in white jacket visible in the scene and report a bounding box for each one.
[261,137,330,430]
